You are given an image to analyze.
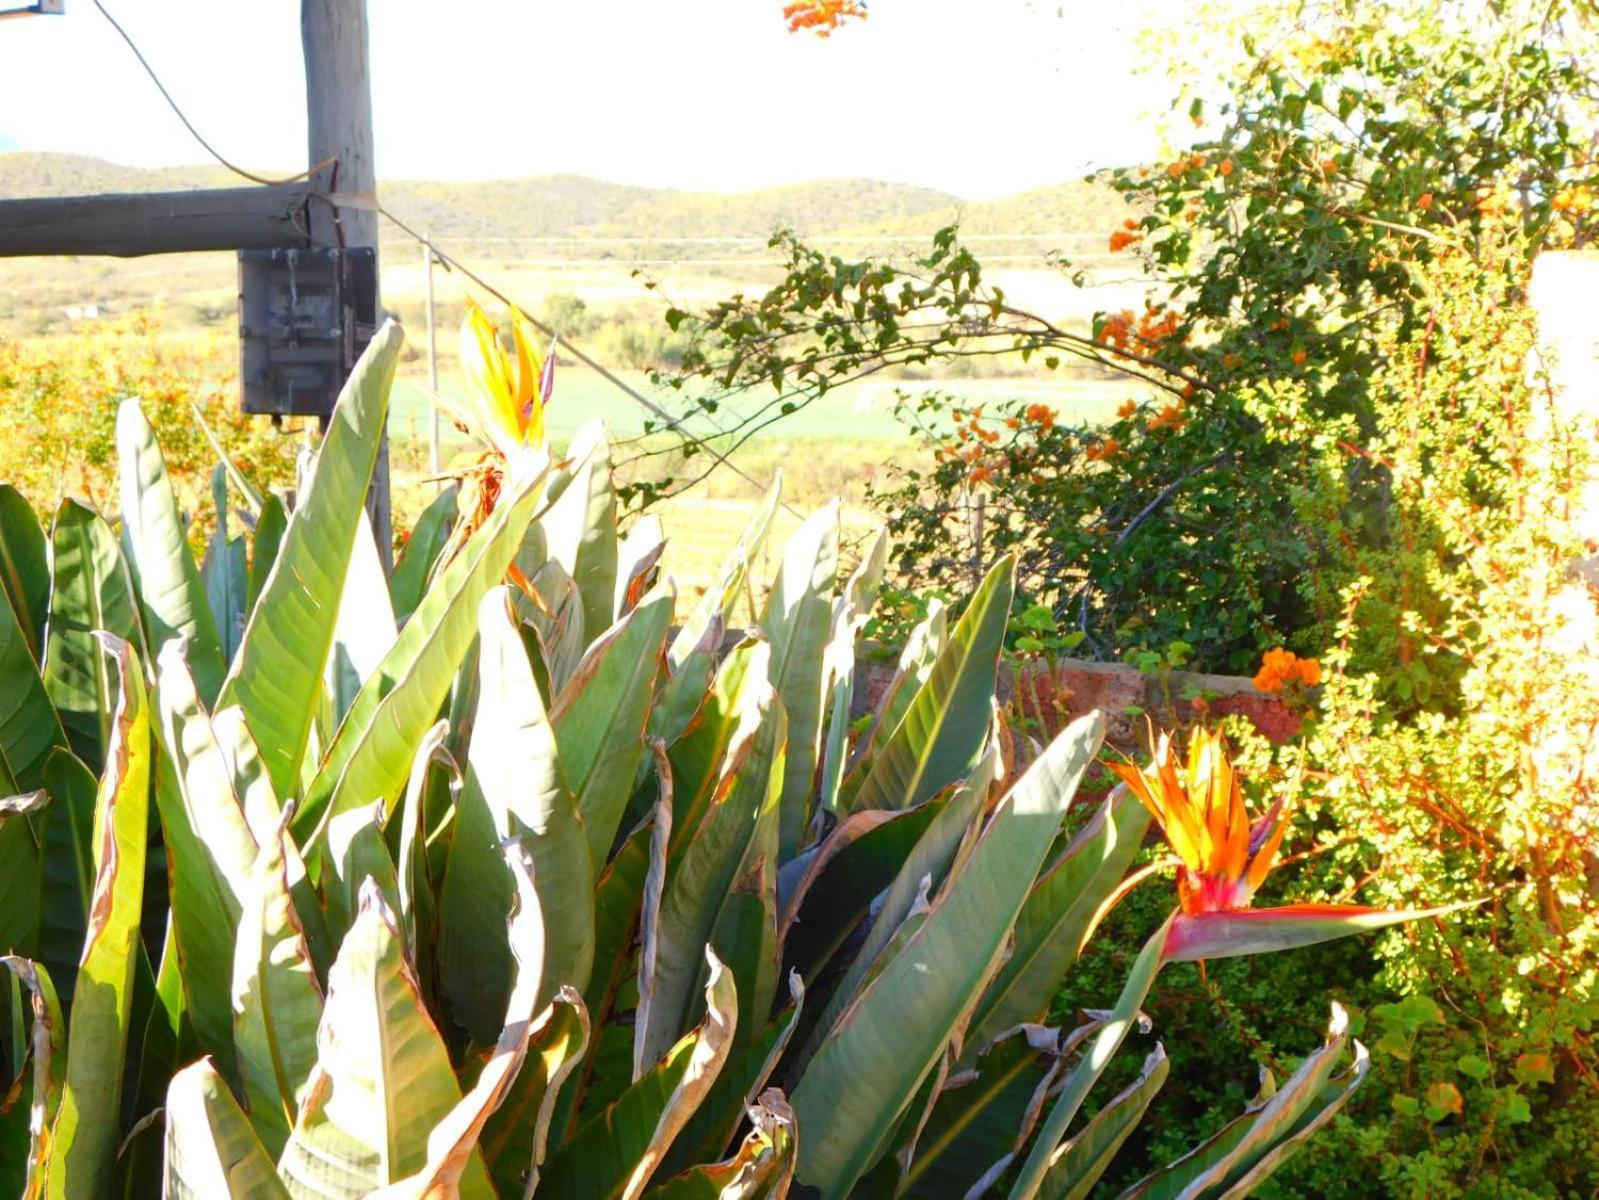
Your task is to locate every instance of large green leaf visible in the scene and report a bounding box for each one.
[1114,1007,1367,1200]
[232,811,325,1159]
[46,634,150,1200]
[759,503,838,859]
[0,579,66,797]
[636,683,784,1072]
[965,786,1151,1056]
[277,885,492,1200]
[389,483,459,627]
[219,322,403,798]
[295,451,551,850]
[615,514,666,620]
[117,397,226,704]
[900,1024,1068,1200]
[0,790,41,958]
[545,421,619,647]
[647,1091,798,1200]
[841,600,947,797]
[778,791,950,991]
[42,500,143,773]
[665,639,769,856]
[246,496,287,614]
[818,529,887,814]
[326,512,397,727]
[162,1058,292,1200]
[843,557,1013,815]
[1,956,64,1196]
[0,485,48,665]
[152,641,261,1072]
[1037,1045,1169,1200]
[479,991,591,1198]
[551,586,673,875]
[667,474,780,670]
[1006,913,1174,1200]
[540,955,738,1200]
[324,801,402,950]
[441,587,595,1046]
[790,710,1104,1199]
[36,750,96,1007]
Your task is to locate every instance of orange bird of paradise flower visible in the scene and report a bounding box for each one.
[1108,726,1475,963]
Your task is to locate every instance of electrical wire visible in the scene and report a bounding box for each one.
[91,0,790,512]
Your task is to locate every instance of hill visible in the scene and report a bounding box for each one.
[0,152,1121,245]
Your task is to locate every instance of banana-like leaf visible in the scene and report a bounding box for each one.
[370,840,550,1199]
[0,580,66,798]
[393,720,453,970]
[778,790,950,991]
[661,973,804,1178]
[325,801,402,949]
[759,502,838,860]
[1007,914,1174,1200]
[818,528,888,814]
[1162,901,1481,962]
[36,750,96,1007]
[162,1058,292,1200]
[232,809,325,1159]
[616,514,666,620]
[326,511,398,726]
[647,1090,798,1200]
[667,472,780,670]
[203,531,250,667]
[636,686,784,1073]
[790,709,1104,1199]
[219,322,403,799]
[649,614,722,760]
[277,883,494,1199]
[246,496,287,614]
[0,485,48,664]
[665,639,770,858]
[841,600,947,798]
[843,558,1013,815]
[1034,1045,1169,1200]
[441,587,595,1046]
[553,818,654,1148]
[152,641,262,1071]
[390,484,460,626]
[1114,1006,1367,1200]
[539,953,738,1200]
[964,786,1151,1057]
[521,558,587,698]
[545,421,619,647]
[46,634,150,1200]
[480,990,591,1199]
[42,500,143,773]
[551,585,673,876]
[811,738,999,1061]
[899,1024,1068,1200]
[1,956,64,1195]
[117,398,227,704]
[0,790,41,958]
[295,451,551,850]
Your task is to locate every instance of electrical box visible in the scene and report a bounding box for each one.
[238,246,377,419]
[0,1,65,19]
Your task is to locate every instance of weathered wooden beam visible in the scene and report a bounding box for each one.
[0,184,314,257]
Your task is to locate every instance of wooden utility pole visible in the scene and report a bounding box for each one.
[302,0,391,566]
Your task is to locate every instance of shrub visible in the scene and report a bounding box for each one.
[0,321,1453,1198]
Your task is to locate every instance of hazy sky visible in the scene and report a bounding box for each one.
[0,0,1174,198]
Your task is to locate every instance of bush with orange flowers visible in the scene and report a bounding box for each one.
[782,0,866,36]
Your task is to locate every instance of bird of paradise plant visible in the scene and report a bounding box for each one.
[434,298,556,567]
[1007,723,1478,1196]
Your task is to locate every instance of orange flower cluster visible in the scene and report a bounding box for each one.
[1085,435,1121,462]
[1137,303,1181,345]
[1117,398,1138,419]
[1097,304,1181,354]
[1025,402,1057,430]
[1109,217,1143,252]
[1097,310,1136,351]
[1148,401,1186,432]
[1553,184,1595,215]
[1252,647,1322,694]
[783,0,867,35]
[1219,157,1235,177]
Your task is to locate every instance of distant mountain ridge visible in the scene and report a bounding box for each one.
[0,151,1124,244]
